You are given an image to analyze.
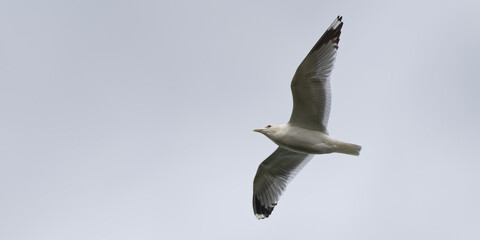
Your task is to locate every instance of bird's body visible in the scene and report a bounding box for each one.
[256,123,361,155]
[252,16,362,219]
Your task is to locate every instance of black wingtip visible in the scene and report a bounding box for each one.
[253,195,275,219]
[306,16,344,55]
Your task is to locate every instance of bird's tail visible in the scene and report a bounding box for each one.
[335,141,362,156]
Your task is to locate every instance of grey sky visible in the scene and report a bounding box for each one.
[1,0,480,239]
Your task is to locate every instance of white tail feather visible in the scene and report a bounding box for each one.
[335,142,362,156]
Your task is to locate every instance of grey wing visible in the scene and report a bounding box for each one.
[253,147,313,219]
[289,16,343,133]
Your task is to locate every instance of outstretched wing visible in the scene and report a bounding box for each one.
[253,147,313,219]
[289,16,343,133]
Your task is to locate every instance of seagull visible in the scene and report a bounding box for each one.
[252,16,361,219]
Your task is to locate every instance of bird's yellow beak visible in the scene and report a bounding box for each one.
[253,129,262,133]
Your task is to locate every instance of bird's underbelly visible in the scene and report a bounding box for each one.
[272,127,335,155]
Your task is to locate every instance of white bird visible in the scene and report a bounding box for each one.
[252,16,361,219]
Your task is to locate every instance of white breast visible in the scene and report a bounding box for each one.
[269,124,336,154]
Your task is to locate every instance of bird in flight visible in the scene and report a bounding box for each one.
[252,16,361,219]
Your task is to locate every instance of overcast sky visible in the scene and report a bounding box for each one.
[1,0,480,239]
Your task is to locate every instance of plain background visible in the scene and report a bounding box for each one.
[1,0,480,239]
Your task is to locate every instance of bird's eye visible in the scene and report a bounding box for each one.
[266,125,271,128]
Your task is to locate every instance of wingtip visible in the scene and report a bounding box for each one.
[329,15,344,31]
[255,213,268,220]
[253,195,275,219]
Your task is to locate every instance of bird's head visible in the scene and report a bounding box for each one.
[253,124,280,137]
